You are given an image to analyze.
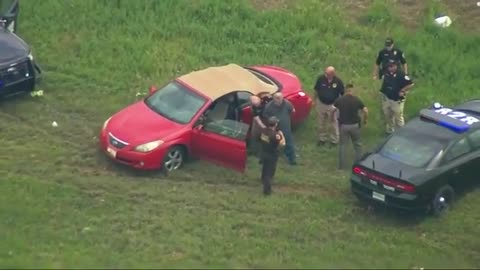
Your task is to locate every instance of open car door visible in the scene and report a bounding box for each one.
[191,119,249,172]
[0,0,19,33]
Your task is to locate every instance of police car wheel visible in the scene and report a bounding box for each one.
[431,185,455,217]
[162,146,185,173]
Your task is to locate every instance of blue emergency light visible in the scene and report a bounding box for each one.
[419,108,471,133]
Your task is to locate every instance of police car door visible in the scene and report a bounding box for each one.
[442,137,478,185]
[0,0,19,33]
[191,118,249,173]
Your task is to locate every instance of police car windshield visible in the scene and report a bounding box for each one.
[379,132,448,168]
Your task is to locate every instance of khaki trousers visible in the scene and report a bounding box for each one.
[381,94,405,134]
[316,101,339,144]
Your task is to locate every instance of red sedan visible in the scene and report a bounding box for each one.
[99,64,312,173]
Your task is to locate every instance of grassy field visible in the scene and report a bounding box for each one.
[1,0,480,268]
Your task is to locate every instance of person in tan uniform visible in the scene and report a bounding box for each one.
[313,66,345,146]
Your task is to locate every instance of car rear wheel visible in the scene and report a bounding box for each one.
[162,146,185,172]
[431,185,455,217]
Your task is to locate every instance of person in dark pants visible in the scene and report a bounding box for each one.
[259,116,285,195]
[333,84,369,170]
[373,37,408,80]
[263,92,297,165]
[248,95,266,159]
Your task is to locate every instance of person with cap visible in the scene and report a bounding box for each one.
[262,92,297,165]
[373,37,408,80]
[313,66,345,146]
[248,95,267,159]
[259,116,285,195]
[333,84,369,170]
[380,60,414,135]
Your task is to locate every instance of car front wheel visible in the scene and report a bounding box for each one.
[162,146,185,172]
[430,185,455,217]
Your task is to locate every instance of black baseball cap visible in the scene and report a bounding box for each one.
[387,59,396,66]
[385,37,394,46]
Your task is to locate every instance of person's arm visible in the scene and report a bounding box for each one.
[276,130,286,147]
[337,79,345,96]
[313,77,320,105]
[362,107,369,125]
[399,75,414,97]
[373,51,382,79]
[399,50,408,74]
[253,115,265,128]
[288,100,295,114]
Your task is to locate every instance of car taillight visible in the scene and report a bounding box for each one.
[352,166,416,193]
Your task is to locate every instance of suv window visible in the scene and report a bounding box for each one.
[467,129,480,149]
[445,137,472,162]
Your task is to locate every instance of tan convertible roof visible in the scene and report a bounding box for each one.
[177,63,278,100]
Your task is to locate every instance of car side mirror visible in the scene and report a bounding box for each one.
[149,85,157,94]
[194,115,206,129]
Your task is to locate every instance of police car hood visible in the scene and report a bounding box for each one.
[359,153,425,183]
[0,29,29,64]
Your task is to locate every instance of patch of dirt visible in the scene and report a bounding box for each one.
[343,0,373,24]
[441,0,480,33]
[250,0,290,10]
[392,0,428,31]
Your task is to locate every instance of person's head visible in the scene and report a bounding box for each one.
[387,60,397,73]
[385,37,394,51]
[266,116,279,128]
[345,83,354,94]
[325,66,336,80]
[249,95,261,107]
[272,92,283,106]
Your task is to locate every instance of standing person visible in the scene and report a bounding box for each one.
[263,92,297,165]
[333,84,369,170]
[248,95,266,159]
[373,37,408,80]
[313,66,345,146]
[259,116,285,195]
[380,60,415,135]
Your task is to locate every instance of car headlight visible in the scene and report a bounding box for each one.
[102,117,112,130]
[27,53,34,61]
[134,140,164,152]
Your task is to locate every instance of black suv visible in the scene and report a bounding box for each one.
[0,0,42,98]
[351,100,480,216]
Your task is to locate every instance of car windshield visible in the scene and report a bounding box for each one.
[144,81,206,124]
[0,0,16,17]
[379,132,447,168]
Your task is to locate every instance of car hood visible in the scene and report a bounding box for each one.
[251,65,302,96]
[358,153,425,183]
[0,29,28,64]
[106,101,184,146]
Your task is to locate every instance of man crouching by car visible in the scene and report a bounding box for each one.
[259,116,285,195]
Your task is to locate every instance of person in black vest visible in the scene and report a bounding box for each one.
[313,66,345,146]
[373,37,408,80]
[259,116,285,195]
[380,60,414,134]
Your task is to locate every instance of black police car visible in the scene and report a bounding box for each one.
[351,100,480,216]
[0,0,42,98]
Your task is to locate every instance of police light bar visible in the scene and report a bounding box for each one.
[419,107,480,133]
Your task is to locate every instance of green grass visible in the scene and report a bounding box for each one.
[1,0,480,268]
